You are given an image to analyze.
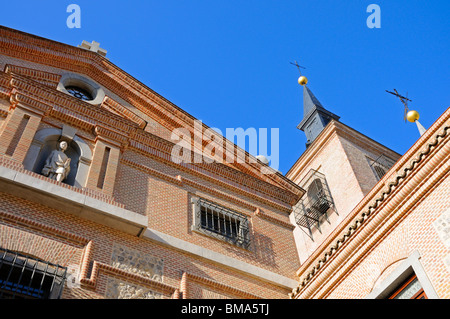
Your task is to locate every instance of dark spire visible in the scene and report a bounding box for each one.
[297,85,340,148]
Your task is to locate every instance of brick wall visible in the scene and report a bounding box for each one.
[0,30,301,299]
[325,170,450,298]
[288,121,402,265]
[0,191,293,299]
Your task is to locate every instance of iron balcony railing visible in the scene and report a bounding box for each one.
[294,189,334,230]
[293,169,337,235]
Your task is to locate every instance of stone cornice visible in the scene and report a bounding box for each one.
[286,120,401,181]
[0,71,302,209]
[0,25,301,196]
[290,106,450,298]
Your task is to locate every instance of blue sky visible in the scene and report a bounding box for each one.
[3,1,449,174]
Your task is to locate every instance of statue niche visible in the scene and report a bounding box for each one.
[41,141,71,182]
[33,138,80,186]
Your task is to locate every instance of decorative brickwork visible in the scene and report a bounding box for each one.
[0,26,302,300]
[291,107,450,299]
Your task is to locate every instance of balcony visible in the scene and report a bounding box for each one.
[293,169,336,237]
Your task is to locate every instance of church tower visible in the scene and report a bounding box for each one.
[297,84,340,148]
[287,74,402,263]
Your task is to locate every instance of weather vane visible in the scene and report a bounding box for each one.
[386,89,426,136]
[290,60,308,86]
[386,89,412,122]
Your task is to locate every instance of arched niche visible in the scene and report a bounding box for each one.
[23,127,92,188]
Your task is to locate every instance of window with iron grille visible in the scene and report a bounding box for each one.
[369,154,396,181]
[0,248,67,299]
[293,169,336,238]
[373,165,387,180]
[192,198,251,249]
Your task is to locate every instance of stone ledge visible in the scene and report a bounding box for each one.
[0,164,147,236]
[143,228,298,290]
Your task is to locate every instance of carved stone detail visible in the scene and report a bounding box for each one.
[110,243,163,281]
[105,278,163,299]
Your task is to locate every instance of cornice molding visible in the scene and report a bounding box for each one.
[4,64,61,88]
[286,120,402,181]
[0,26,304,199]
[0,71,301,209]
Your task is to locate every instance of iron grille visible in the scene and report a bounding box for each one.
[293,169,336,234]
[195,198,250,249]
[65,86,93,101]
[0,247,67,299]
[369,154,396,181]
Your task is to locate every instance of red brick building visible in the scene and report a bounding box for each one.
[0,26,448,300]
[288,77,450,299]
[0,26,304,299]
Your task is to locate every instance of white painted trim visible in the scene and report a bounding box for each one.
[366,250,439,299]
[143,227,298,290]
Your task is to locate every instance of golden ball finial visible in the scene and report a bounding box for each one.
[298,75,308,86]
[406,110,420,123]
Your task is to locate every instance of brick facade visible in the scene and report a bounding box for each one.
[289,103,450,299]
[0,26,303,299]
[0,25,448,300]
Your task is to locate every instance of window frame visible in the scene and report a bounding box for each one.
[0,248,67,299]
[191,197,251,249]
[366,250,438,299]
[57,73,105,106]
[388,274,427,299]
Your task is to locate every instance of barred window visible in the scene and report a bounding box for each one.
[369,154,396,181]
[293,169,337,238]
[373,165,387,180]
[192,198,250,249]
[0,248,67,299]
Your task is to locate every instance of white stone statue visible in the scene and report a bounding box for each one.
[41,141,71,182]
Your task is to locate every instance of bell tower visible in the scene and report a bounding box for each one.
[287,72,402,263]
[296,75,340,147]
